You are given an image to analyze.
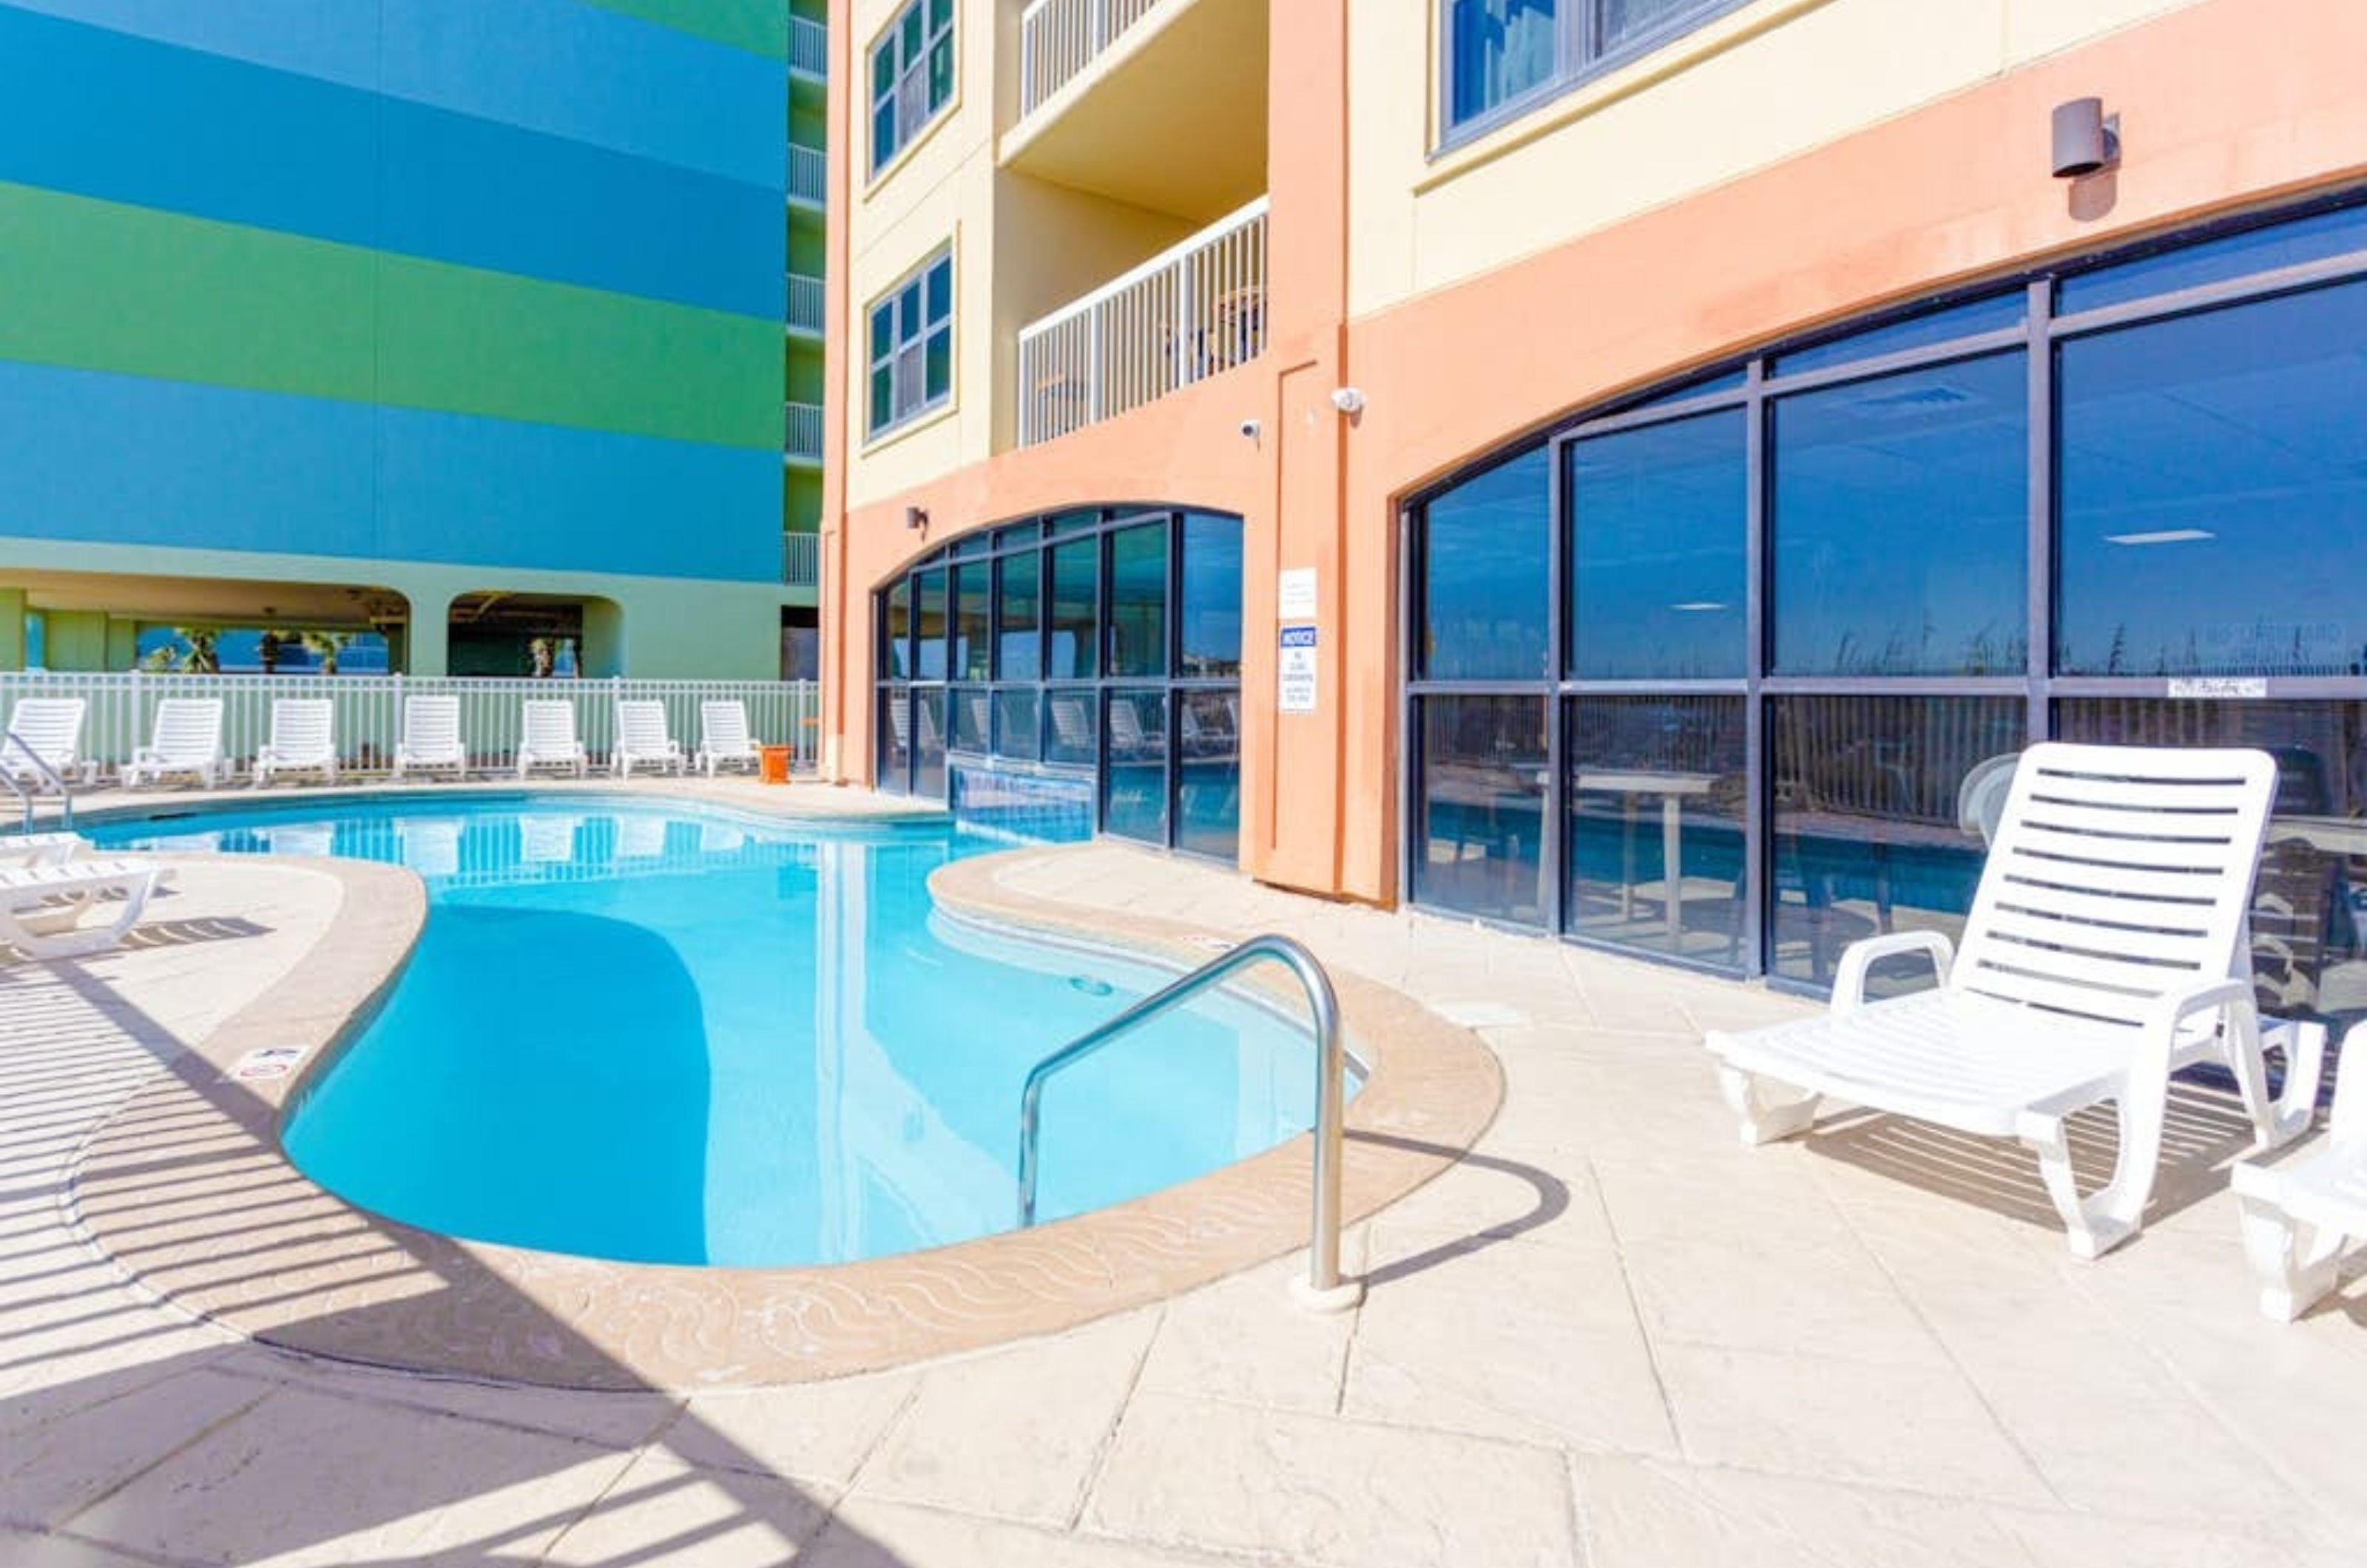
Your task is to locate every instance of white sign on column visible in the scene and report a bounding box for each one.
[1278,626,1318,714]
[1277,567,1317,621]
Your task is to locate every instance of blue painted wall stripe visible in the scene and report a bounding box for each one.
[0,0,786,188]
[0,362,781,584]
[0,8,783,317]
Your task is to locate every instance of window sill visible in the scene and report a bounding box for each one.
[860,396,959,458]
[864,93,962,199]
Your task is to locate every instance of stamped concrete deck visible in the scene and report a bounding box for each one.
[5,791,2367,1566]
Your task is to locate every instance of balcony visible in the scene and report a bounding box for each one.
[790,16,827,82]
[786,272,824,338]
[1016,196,1266,447]
[783,530,820,589]
[784,402,823,466]
[789,143,825,209]
[1003,0,1266,223]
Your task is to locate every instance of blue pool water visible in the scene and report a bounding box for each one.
[95,798,1335,1268]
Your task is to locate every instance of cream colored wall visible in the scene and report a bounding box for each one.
[1347,0,2206,317]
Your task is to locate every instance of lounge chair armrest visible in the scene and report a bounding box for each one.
[1831,930,1956,1016]
[2138,976,2258,1076]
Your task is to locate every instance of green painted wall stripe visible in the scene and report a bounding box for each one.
[0,182,782,450]
[578,0,789,59]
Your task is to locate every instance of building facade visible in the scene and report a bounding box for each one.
[821,0,2367,1001]
[0,0,823,681]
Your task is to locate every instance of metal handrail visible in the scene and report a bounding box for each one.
[1016,933,1360,1307]
[0,731,73,834]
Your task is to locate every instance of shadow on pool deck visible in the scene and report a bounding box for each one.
[3,938,918,1566]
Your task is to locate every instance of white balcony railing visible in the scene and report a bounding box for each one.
[787,272,824,336]
[1016,196,1267,447]
[1020,0,1164,115]
[783,530,821,589]
[791,16,828,78]
[789,143,826,206]
[785,401,824,463]
[0,672,823,777]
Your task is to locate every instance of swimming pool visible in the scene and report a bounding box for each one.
[95,797,1339,1268]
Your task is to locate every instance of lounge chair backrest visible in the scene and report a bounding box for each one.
[1951,743,2277,1030]
[404,695,460,752]
[701,700,752,753]
[521,700,578,751]
[269,699,334,756]
[1047,695,1091,751]
[149,699,223,760]
[4,698,85,765]
[615,700,671,754]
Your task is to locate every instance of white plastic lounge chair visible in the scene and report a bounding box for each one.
[1956,752,2020,847]
[392,695,467,781]
[696,700,761,777]
[0,831,87,868]
[2234,1025,2364,1319]
[254,699,339,786]
[121,700,226,789]
[1706,743,2323,1260]
[0,859,164,959]
[3,698,96,788]
[1107,699,1164,757]
[516,700,587,779]
[612,700,685,777]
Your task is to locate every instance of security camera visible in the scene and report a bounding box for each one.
[1329,387,1366,416]
[1238,418,1263,439]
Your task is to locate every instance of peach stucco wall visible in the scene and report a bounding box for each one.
[820,0,2367,908]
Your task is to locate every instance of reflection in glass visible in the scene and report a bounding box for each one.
[1178,692,1241,862]
[952,563,990,681]
[1569,410,1746,677]
[1104,690,1169,844]
[2060,200,2367,315]
[993,689,1041,761]
[1421,446,1550,680]
[2056,699,2367,1023]
[1108,521,1169,677]
[1414,695,1549,927]
[1044,689,1097,766]
[1769,697,2025,990]
[1181,513,1244,677]
[877,688,911,792]
[1565,697,1745,965]
[996,552,1041,680]
[1048,538,1097,679]
[2056,283,2367,677]
[913,687,948,800]
[882,579,911,681]
[949,686,988,752]
[1447,0,1559,129]
[1772,353,2027,676]
[913,568,947,680]
[1772,290,2025,378]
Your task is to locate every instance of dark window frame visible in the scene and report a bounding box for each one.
[866,246,954,439]
[1436,0,1755,153]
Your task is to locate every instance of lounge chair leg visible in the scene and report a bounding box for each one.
[1716,1064,1821,1146]
[2265,1020,2328,1149]
[2022,1084,2166,1260]
[2235,1187,2343,1321]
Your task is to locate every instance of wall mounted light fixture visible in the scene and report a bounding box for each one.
[904,505,928,532]
[2051,97,2120,179]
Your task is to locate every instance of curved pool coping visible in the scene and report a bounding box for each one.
[67,820,1503,1391]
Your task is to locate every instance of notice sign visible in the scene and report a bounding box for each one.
[227,1045,311,1083]
[1279,626,1318,714]
[2168,677,2268,699]
[1277,568,1318,621]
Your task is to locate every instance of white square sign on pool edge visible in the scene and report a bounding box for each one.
[1279,625,1318,714]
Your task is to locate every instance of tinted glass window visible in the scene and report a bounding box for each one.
[948,686,988,752]
[2060,201,2367,316]
[2056,283,2367,677]
[1178,692,1240,861]
[1421,446,1550,680]
[1104,690,1169,844]
[997,552,1041,680]
[993,689,1040,761]
[913,687,948,800]
[876,688,911,793]
[1413,695,1549,927]
[1048,538,1098,680]
[951,562,990,681]
[912,568,947,680]
[1107,521,1169,678]
[1044,689,1097,766]
[1569,409,1747,677]
[1772,353,2027,676]
[1769,696,2025,990]
[1180,513,1244,677]
[1565,697,1745,960]
[1772,291,2025,379]
[1446,0,1559,129]
[869,0,956,172]
[882,578,911,681]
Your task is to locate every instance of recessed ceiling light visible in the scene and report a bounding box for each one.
[2104,528,2215,546]
[1669,601,1729,612]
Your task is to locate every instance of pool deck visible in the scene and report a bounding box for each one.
[5,779,2366,1566]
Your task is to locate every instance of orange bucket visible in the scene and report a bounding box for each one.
[757,743,793,784]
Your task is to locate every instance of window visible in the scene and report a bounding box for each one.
[1180,513,1243,677]
[870,0,955,175]
[867,249,953,439]
[1107,520,1169,678]
[1441,0,1746,143]
[1419,446,1551,680]
[996,552,1042,681]
[1412,695,1550,926]
[1568,410,1746,678]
